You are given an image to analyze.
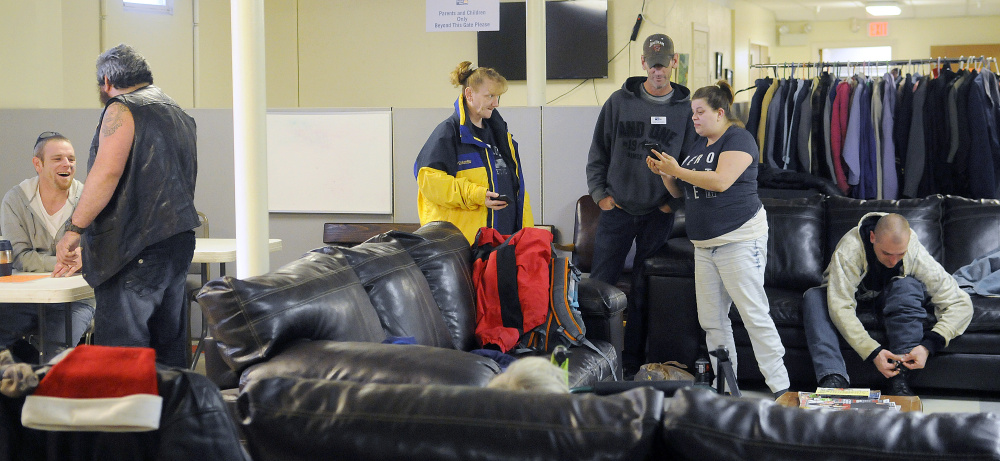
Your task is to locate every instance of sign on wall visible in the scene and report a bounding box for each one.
[868,22,889,37]
[426,0,499,32]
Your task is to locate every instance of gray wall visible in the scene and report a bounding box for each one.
[0,107,600,276]
[542,106,601,242]
[0,109,102,185]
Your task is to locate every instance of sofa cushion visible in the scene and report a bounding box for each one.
[238,377,665,461]
[644,238,695,277]
[825,195,944,265]
[371,222,478,351]
[315,241,454,348]
[944,196,1000,273]
[762,195,826,290]
[240,340,500,389]
[197,251,386,374]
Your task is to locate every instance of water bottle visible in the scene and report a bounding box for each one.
[0,239,12,277]
[694,357,712,386]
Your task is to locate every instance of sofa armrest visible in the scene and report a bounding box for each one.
[578,277,627,366]
[203,336,240,390]
[578,277,627,318]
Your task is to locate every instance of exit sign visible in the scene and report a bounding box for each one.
[869,22,888,37]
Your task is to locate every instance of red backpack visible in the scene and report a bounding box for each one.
[471,227,618,381]
[471,227,552,352]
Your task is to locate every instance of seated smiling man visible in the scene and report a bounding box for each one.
[0,132,95,360]
[801,213,972,396]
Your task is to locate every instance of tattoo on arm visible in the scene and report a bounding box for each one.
[101,103,130,137]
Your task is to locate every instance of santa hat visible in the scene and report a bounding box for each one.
[21,345,162,432]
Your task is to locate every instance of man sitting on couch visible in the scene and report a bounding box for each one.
[802,213,972,396]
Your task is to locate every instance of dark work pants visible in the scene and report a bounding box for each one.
[0,302,94,358]
[93,231,196,368]
[801,276,933,384]
[589,206,674,372]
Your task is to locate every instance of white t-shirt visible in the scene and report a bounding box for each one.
[29,189,73,240]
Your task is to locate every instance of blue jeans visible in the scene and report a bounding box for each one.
[589,206,674,371]
[0,301,95,358]
[802,276,933,384]
[93,231,195,368]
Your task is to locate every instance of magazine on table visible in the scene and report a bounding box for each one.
[812,387,881,399]
[798,395,900,411]
[798,387,899,411]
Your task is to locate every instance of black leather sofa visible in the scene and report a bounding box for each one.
[645,194,1000,393]
[234,379,1000,461]
[198,221,624,392]
[194,220,1000,460]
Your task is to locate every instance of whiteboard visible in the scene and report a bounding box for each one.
[266,110,393,214]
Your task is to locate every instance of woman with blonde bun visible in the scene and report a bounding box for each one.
[647,80,790,398]
[414,61,533,243]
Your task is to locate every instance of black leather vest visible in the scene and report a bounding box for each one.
[83,85,199,286]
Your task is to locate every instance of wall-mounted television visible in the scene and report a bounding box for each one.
[477,1,608,80]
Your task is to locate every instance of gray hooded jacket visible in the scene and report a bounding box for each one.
[0,177,84,272]
[586,76,698,215]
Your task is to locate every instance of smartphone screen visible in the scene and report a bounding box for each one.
[642,142,662,159]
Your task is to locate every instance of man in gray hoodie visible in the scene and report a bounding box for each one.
[0,132,95,360]
[586,34,698,375]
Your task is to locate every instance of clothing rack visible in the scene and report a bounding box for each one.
[743,54,1000,201]
[751,56,999,77]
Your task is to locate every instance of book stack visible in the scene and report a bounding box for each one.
[797,387,900,411]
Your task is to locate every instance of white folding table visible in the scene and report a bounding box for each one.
[0,274,94,362]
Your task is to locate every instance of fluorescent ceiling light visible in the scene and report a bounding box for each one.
[866,1,901,16]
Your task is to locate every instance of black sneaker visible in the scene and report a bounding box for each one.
[817,373,849,389]
[886,371,915,396]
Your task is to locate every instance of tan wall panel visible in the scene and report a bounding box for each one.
[263,0,298,108]
[62,1,101,108]
[1,0,65,108]
[196,0,234,108]
[102,0,194,107]
[296,0,475,108]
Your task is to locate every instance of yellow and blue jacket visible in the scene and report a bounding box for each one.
[414,94,533,243]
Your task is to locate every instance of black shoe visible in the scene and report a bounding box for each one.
[773,388,790,399]
[622,365,639,381]
[887,372,915,396]
[817,373,849,389]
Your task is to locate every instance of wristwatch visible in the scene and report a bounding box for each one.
[64,220,86,234]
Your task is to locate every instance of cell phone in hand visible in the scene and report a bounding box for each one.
[641,142,663,159]
[494,194,512,204]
